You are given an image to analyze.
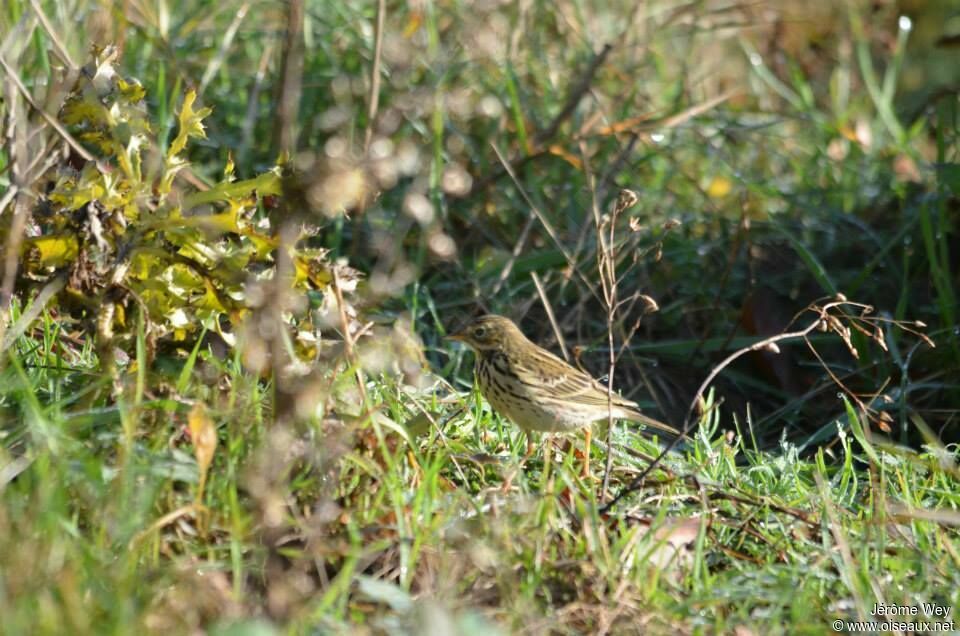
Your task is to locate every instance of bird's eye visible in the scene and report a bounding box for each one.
[473,326,487,339]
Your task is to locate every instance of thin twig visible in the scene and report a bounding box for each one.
[491,211,536,296]
[489,142,601,305]
[534,43,613,146]
[816,473,871,622]
[602,298,864,512]
[274,0,304,154]
[531,271,569,361]
[199,1,250,96]
[0,274,67,354]
[0,80,29,338]
[0,52,95,164]
[470,43,615,196]
[240,41,275,162]
[363,0,386,152]
[0,184,17,217]
[29,0,77,70]
[332,267,367,402]
[596,189,639,499]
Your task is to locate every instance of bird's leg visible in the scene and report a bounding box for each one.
[582,427,592,479]
[524,431,536,461]
[502,431,536,492]
[541,433,552,481]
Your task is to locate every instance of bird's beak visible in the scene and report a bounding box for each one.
[446,331,465,342]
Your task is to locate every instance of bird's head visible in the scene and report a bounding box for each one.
[447,314,525,352]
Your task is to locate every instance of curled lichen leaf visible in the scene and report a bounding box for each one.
[182,170,282,208]
[60,97,111,129]
[158,90,212,195]
[117,78,146,103]
[23,234,80,268]
[60,50,150,163]
[197,279,229,313]
[168,90,212,159]
[49,164,106,211]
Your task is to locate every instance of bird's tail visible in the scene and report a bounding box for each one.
[623,409,683,437]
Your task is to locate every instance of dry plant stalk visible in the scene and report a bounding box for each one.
[589,190,679,497]
[0,40,82,357]
[602,295,934,512]
[595,189,641,498]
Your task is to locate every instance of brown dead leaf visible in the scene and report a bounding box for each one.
[647,517,703,570]
[188,402,218,505]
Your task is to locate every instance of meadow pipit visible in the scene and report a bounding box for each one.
[449,314,678,478]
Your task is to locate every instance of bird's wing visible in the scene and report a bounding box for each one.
[515,346,639,409]
[619,409,682,436]
[514,346,681,435]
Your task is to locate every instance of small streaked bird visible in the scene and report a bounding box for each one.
[448,314,679,479]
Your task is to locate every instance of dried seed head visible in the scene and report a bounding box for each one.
[873,327,888,351]
[617,188,639,212]
[640,294,659,315]
[876,411,893,433]
[694,395,707,416]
